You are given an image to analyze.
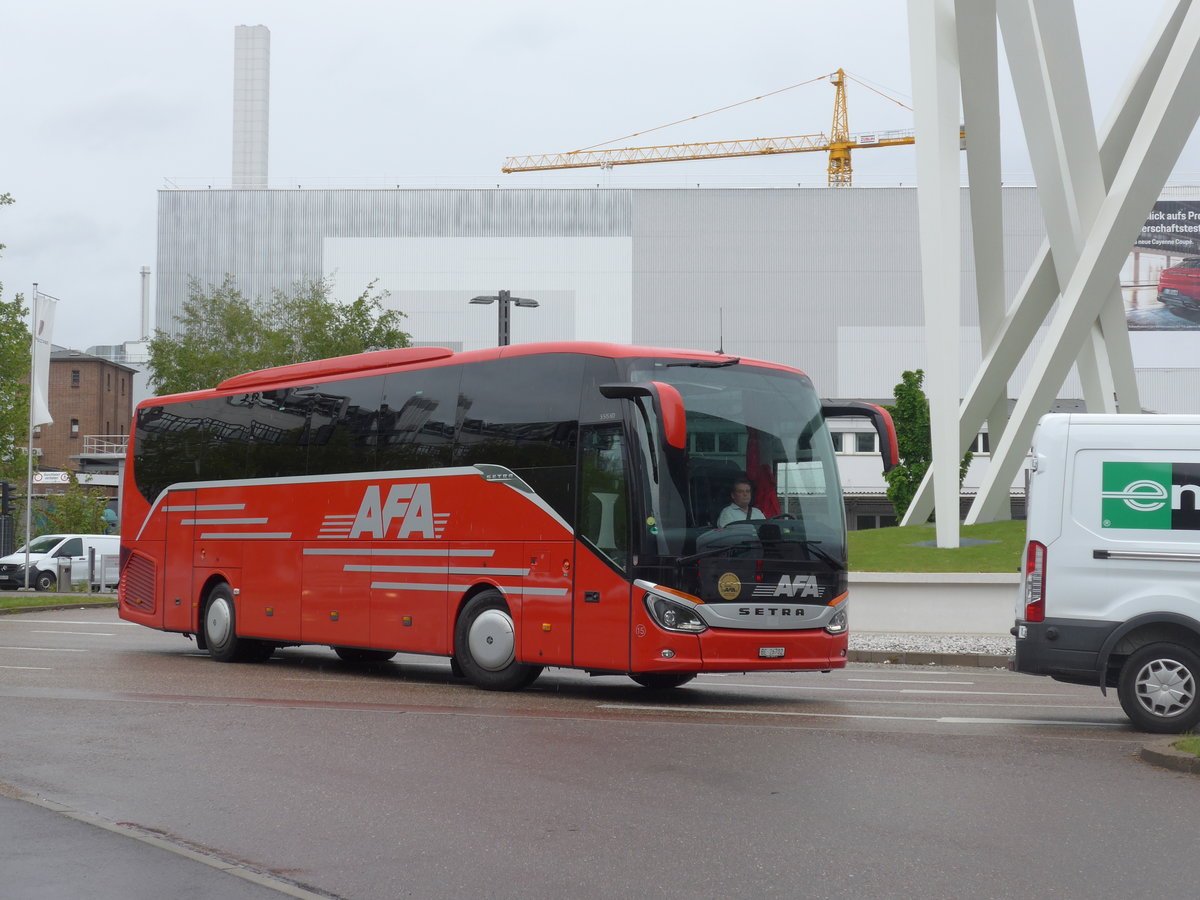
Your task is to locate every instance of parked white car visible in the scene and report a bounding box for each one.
[0,534,120,592]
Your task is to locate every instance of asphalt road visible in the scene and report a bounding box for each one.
[2,608,1197,899]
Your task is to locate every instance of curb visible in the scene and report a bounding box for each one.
[1138,739,1200,775]
[848,649,1011,668]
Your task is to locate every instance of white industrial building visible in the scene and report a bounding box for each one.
[151,182,1200,527]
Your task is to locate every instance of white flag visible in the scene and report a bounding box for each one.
[30,292,56,427]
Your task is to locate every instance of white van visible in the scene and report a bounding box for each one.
[0,534,120,592]
[1013,414,1200,732]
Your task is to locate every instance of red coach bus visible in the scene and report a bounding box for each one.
[118,342,896,691]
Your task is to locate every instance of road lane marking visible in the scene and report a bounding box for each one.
[0,665,53,670]
[939,716,1122,727]
[601,703,939,722]
[600,703,1123,728]
[30,630,115,636]
[698,681,1071,698]
[4,618,133,626]
[849,678,975,685]
[0,646,88,652]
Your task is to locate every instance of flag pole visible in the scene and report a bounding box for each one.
[22,284,37,590]
[23,285,58,590]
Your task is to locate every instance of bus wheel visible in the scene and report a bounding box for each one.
[1117,642,1200,733]
[454,591,543,691]
[202,583,273,663]
[630,673,696,690]
[333,647,397,663]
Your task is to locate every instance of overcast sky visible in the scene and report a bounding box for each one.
[2,0,1195,352]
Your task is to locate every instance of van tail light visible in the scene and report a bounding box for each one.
[1024,540,1046,623]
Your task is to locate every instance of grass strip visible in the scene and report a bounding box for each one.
[1174,736,1200,758]
[0,594,117,612]
[848,519,1026,573]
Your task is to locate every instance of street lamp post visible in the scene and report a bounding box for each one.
[469,289,539,346]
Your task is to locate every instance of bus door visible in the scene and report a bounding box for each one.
[520,541,573,666]
[573,424,633,670]
[163,489,196,632]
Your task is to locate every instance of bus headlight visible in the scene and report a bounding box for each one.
[644,594,708,634]
[824,606,848,635]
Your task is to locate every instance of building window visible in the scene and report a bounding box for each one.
[855,513,898,530]
[855,432,878,453]
[829,431,846,452]
[70,418,79,438]
[107,373,112,391]
[121,378,126,396]
[71,369,80,387]
[972,432,990,454]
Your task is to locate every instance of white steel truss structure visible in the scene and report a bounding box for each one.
[904,0,1200,546]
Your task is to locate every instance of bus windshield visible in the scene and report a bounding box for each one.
[626,358,845,566]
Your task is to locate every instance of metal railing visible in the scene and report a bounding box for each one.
[82,435,129,455]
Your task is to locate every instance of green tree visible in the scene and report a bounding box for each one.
[0,192,32,485]
[147,275,410,395]
[42,471,109,534]
[883,369,972,521]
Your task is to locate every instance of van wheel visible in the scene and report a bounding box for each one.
[202,583,274,663]
[34,571,56,592]
[453,591,542,691]
[1117,643,1200,733]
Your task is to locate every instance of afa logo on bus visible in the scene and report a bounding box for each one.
[1101,461,1200,530]
[349,483,438,539]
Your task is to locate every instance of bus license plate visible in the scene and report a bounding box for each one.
[759,647,785,659]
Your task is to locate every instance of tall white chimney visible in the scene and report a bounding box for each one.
[140,266,152,338]
[232,25,270,188]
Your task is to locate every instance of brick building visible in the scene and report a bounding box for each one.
[34,349,136,476]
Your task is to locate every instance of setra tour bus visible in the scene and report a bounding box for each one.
[118,342,897,691]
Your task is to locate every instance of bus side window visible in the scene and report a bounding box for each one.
[380,365,462,471]
[578,424,629,571]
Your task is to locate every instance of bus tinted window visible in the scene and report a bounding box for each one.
[379,364,462,471]
[305,378,384,475]
[455,355,583,525]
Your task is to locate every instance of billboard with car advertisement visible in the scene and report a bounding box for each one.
[1127,200,1200,331]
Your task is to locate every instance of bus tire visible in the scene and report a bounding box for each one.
[202,583,274,663]
[630,673,696,690]
[453,590,542,691]
[1117,642,1200,733]
[333,647,397,663]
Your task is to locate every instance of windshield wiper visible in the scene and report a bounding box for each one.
[676,539,760,566]
[795,540,843,570]
[664,357,740,368]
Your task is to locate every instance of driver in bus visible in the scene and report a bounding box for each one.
[717,477,766,527]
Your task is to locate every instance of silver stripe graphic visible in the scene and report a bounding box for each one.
[199,532,292,540]
[181,518,268,526]
[345,565,528,576]
[303,548,496,558]
[369,582,568,596]
[163,504,245,512]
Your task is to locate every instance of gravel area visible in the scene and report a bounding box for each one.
[850,631,1015,656]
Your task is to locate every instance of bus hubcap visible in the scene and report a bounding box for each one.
[206,598,232,646]
[468,609,515,671]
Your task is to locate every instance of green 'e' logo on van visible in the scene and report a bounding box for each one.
[1101,461,1200,529]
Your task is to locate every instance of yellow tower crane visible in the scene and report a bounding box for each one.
[502,69,922,187]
